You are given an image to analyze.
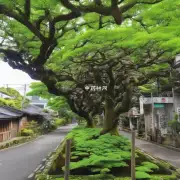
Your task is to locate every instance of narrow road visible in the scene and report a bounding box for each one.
[0,124,76,180]
[120,131,180,168]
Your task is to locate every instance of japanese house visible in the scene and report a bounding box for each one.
[0,106,23,142]
[0,105,51,143]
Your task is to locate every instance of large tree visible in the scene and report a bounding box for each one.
[0,0,179,134]
[50,26,174,134]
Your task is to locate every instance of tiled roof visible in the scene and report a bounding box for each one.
[22,105,51,120]
[22,104,47,116]
[0,113,18,119]
[0,106,23,120]
[0,105,51,121]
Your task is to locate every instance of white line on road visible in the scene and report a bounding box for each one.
[42,158,46,162]
[55,145,59,151]
[34,164,42,172]
[28,173,34,179]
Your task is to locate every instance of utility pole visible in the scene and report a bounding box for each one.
[170,68,175,111]
[151,92,155,141]
[157,77,160,97]
[21,84,27,110]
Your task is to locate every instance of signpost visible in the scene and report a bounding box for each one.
[131,130,136,180]
[64,139,71,180]
[139,96,144,115]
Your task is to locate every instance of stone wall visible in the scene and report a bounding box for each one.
[162,134,180,148]
[144,103,174,140]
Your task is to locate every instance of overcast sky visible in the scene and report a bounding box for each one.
[0,61,38,93]
[0,61,36,84]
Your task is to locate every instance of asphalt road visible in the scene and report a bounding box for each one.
[0,124,76,180]
[120,131,180,168]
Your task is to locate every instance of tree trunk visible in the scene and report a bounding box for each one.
[100,106,119,135]
[96,115,103,127]
[86,118,95,128]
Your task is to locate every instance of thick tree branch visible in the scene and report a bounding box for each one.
[111,0,118,7]
[53,12,80,24]
[94,0,102,6]
[0,4,45,41]
[114,83,133,114]
[24,0,31,19]
[120,0,163,13]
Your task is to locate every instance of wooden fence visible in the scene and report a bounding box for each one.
[0,131,11,142]
[0,129,18,143]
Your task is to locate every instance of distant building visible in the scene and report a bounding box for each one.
[140,96,174,142]
[27,96,48,109]
[0,105,52,143]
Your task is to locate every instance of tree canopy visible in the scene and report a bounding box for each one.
[0,0,180,133]
[0,87,29,109]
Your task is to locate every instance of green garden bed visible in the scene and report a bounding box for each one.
[38,174,177,180]
[35,126,180,180]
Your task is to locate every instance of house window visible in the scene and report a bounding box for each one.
[35,104,44,108]
[31,96,39,100]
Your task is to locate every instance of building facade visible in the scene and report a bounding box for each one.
[28,96,48,109]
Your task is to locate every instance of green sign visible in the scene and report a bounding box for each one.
[154,103,164,108]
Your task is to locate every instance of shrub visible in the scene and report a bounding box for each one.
[168,114,180,134]
[55,118,66,126]
[136,171,151,179]
[141,162,159,170]
[40,127,180,180]
[22,120,41,135]
[41,120,58,132]
[20,128,34,136]
[61,128,131,174]
[51,123,58,130]
[135,166,152,173]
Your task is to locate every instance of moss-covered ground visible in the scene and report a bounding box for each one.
[35,126,180,180]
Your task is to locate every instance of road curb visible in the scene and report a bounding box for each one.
[28,138,65,180]
[0,124,72,153]
[0,135,43,152]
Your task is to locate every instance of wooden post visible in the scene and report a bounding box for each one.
[10,120,13,139]
[2,132,4,142]
[131,130,136,180]
[64,139,71,180]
